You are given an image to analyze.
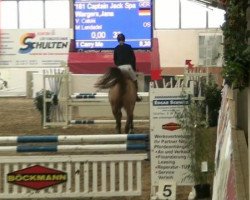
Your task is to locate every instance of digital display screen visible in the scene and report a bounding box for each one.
[74,0,152,50]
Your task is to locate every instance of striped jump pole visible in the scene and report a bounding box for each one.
[71,92,149,99]
[70,119,149,124]
[0,134,149,153]
[0,143,148,153]
[71,93,108,99]
[73,92,107,96]
[72,92,149,96]
[0,134,149,143]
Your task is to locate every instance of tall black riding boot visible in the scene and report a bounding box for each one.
[134,80,142,102]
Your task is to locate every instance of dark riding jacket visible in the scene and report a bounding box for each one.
[114,43,136,71]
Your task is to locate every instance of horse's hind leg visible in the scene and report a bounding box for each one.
[130,116,134,133]
[112,106,122,134]
[125,114,134,134]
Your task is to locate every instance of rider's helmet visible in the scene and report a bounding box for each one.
[117,33,125,42]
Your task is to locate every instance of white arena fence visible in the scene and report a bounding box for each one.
[0,134,149,199]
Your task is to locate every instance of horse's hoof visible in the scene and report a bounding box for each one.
[129,130,134,134]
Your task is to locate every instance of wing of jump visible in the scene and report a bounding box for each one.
[43,68,68,127]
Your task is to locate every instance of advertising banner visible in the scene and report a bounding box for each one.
[150,86,194,198]
[0,29,71,67]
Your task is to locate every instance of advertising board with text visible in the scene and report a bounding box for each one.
[150,87,194,190]
[0,29,71,67]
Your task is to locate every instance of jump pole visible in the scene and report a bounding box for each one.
[71,92,149,99]
[70,119,149,124]
[0,144,148,153]
[0,134,149,153]
[0,134,149,143]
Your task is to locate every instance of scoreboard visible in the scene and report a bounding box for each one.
[74,0,152,50]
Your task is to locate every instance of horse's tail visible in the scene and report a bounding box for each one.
[95,67,126,91]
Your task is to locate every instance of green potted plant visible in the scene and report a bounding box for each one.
[175,100,215,199]
[203,75,222,127]
[34,89,53,124]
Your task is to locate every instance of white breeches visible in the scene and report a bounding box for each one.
[118,64,137,81]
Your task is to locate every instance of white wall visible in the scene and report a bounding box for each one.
[0,68,41,97]
[154,28,223,67]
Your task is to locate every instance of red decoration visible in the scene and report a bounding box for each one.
[151,69,162,80]
[185,59,194,70]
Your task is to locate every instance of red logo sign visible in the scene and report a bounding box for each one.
[162,122,181,131]
[7,165,67,190]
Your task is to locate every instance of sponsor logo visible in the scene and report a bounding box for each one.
[18,32,69,54]
[162,122,181,131]
[153,96,190,106]
[19,33,36,54]
[7,165,67,190]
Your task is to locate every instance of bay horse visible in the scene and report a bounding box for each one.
[95,67,137,134]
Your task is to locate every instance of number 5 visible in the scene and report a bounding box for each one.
[163,185,172,197]
[157,181,176,200]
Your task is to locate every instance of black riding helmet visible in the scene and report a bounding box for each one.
[117,33,125,42]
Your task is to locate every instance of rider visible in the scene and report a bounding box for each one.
[113,33,142,101]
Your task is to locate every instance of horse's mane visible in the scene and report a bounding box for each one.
[95,67,127,93]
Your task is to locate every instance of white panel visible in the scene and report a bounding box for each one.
[136,161,142,193]
[20,164,28,194]
[57,163,64,193]
[83,162,89,193]
[48,163,55,193]
[119,162,125,192]
[110,162,115,192]
[101,162,107,192]
[127,161,133,192]
[92,162,98,192]
[3,164,10,194]
[66,163,71,194]
[75,162,80,193]
[12,164,19,194]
